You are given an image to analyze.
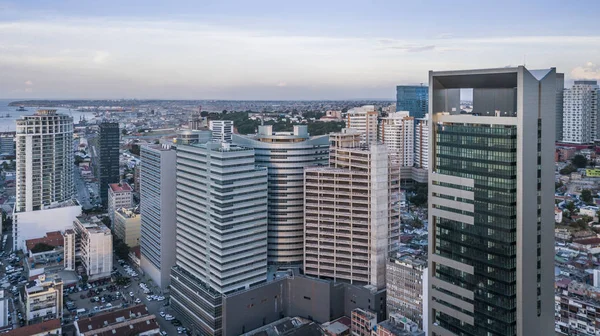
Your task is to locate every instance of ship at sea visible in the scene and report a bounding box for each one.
[16,105,27,112]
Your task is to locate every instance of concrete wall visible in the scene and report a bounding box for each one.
[13,205,82,251]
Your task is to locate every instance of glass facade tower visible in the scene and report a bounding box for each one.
[396,85,429,119]
[99,122,120,208]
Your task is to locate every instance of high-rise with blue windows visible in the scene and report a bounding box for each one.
[396,85,428,118]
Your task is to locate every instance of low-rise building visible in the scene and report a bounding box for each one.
[74,304,160,336]
[555,207,564,223]
[24,274,63,323]
[375,313,424,336]
[351,308,377,336]
[74,216,113,281]
[386,253,426,329]
[555,279,600,335]
[113,207,141,247]
[107,183,133,225]
[3,319,61,336]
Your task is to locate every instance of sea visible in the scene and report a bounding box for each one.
[0,99,95,131]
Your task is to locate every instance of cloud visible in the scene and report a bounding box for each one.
[435,33,454,39]
[571,62,600,80]
[24,80,33,85]
[92,51,110,64]
[24,88,32,93]
[276,82,287,87]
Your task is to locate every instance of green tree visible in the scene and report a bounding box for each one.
[113,237,130,260]
[121,129,128,135]
[31,243,56,253]
[566,201,575,212]
[572,154,588,169]
[581,189,594,204]
[560,165,577,175]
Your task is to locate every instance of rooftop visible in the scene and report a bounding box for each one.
[75,304,156,335]
[25,231,64,251]
[3,319,60,336]
[109,183,132,193]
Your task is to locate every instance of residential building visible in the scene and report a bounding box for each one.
[232,125,329,268]
[555,73,565,142]
[74,304,160,336]
[562,80,599,144]
[376,313,424,336]
[304,129,400,289]
[15,109,74,213]
[73,216,113,281]
[320,110,343,122]
[63,229,76,271]
[114,208,141,247]
[210,120,234,142]
[0,132,15,157]
[396,85,428,119]
[0,291,9,333]
[24,274,63,323]
[346,105,379,145]
[351,308,377,336]
[555,279,600,335]
[170,142,268,336]
[98,122,120,208]
[107,182,133,225]
[3,319,61,336]
[414,115,429,170]
[379,112,414,167]
[427,67,556,335]
[133,164,141,192]
[386,253,426,329]
[139,144,177,290]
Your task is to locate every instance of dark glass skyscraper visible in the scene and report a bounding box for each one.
[98,122,120,208]
[396,85,428,118]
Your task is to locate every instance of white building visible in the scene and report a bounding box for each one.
[63,229,76,271]
[107,182,133,225]
[170,142,268,335]
[24,274,63,323]
[73,216,113,281]
[209,120,234,142]
[346,105,379,145]
[562,80,599,144]
[414,114,429,170]
[379,111,414,167]
[13,200,82,251]
[139,145,177,290]
[114,208,141,247]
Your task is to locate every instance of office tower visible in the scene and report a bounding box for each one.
[107,182,133,225]
[555,73,565,142]
[396,85,428,119]
[232,125,329,268]
[562,80,599,144]
[74,215,113,281]
[170,142,268,336]
[304,129,400,289]
[15,109,74,213]
[174,129,212,145]
[427,67,556,336]
[386,253,426,329]
[346,105,379,145]
[0,132,15,158]
[209,120,234,142]
[98,122,120,208]
[414,115,429,170]
[379,111,414,167]
[140,144,177,290]
[114,207,141,247]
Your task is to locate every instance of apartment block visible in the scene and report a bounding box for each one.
[210,120,234,142]
[414,115,429,170]
[107,182,133,225]
[0,132,15,157]
[114,207,141,247]
[386,253,426,329]
[304,129,400,289]
[63,229,75,271]
[562,80,599,144]
[170,142,268,336]
[351,308,377,336]
[24,274,63,323]
[73,216,113,281]
[346,105,379,145]
[555,279,600,335]
[379,112,414,167]
[427,67,556,336]
[376,313,424,336]
[233,125,329,268]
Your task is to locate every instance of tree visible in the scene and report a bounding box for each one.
[409,183,428,207]
[560,165,577,175]
[581,189,594,204]
[412,217,424,229]
[31,243,56,253]
[74,156,84,165]
[121,129,128,136]
[566,201,575,212]
[572,154,588,169]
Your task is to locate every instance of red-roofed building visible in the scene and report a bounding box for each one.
[108,182,133,224]
[25,231,64,252]
[74,304,160,336]
[3,318,61,336]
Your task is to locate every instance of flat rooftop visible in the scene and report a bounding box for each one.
[109,183,132,193]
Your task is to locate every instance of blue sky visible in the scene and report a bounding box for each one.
[1,0,600,99]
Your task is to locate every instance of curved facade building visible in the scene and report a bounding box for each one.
[233,125,329,267]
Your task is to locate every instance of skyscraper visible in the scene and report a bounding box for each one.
[379,111,414,167]
[427,67,556,336]
[170,142,268,336]
[414,114,429,170]
[98,122,120,208]
[555,73,565,142]
[140,144,177,290]
[345,105,379,145]
[232,125,329,268]
[396,85,428,119]
[562,80,598,144]
[303,129,400,289]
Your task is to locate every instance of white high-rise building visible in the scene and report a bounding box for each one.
[140,144,177,290]
[170,142,268,336]
[107,182,133,225]
[74,215,113,281]
[379,111,414,167]
[209,120,234,142]
[562,80,599,144]
[346,105,379,145]
[414,114,429,170]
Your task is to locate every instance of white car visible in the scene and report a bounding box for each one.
[129,292,134,297]
[134,298,141,304]
[159,312,166,317]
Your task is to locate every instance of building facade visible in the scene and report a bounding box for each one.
[139,144,177,290]
[0,132,15,158]
[396,85,428,119]
[98,122,120,208]
[562,80,599,144]
[346,105,379,145]
[555,73,565,142]
[170,142,268,336]
[24,274,63,323]
[107,182,133,225]
[15,109,74,213]
[414,115,429,170]
[427,67,556,336]
[555,280,600,335]
[114,208,141,247]
[351,308,377,336]
[63,229,75,271]
[304,129,400,289]
[386,253,426,329]
[379,112,414,167]
[209,120,234,142]
[74,216,113,281]
[232,125,329,267]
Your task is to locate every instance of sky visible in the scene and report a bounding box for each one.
[1,0,600,100]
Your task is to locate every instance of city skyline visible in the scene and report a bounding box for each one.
[1,0,599,100]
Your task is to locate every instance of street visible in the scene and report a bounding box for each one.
[74,166,93,210]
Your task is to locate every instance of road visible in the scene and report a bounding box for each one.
[74,167,93,210]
